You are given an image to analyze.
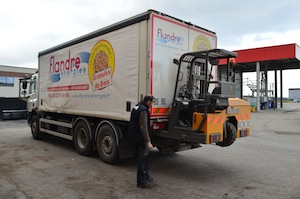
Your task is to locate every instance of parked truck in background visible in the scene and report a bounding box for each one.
[20,10,250,164]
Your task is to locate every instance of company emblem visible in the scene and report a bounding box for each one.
[88,40,115,90]
[49,51,89,82]
[156,28,185,46]
[193,35,212,51]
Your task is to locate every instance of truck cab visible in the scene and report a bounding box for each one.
[19,73,38,121]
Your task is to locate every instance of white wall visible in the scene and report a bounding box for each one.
[0,77,20,97]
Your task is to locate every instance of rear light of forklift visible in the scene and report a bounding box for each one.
[238,120,250,137]
[151,122,167,130]
[210,133,221,143]
[240,129,249,137]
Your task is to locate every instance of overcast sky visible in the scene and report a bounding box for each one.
[1,0,300,97]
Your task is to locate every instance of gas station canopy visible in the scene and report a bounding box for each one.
[232,43,300,72]
[220,43,300,111]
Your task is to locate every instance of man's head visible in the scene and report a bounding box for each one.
[143,95,154,107]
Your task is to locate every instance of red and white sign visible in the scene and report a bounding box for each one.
[92,68,112,90]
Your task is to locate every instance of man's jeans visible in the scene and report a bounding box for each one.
[137,143,150,185]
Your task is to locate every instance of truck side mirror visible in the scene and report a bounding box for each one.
[173,59,179,65]
[22,81,27,89]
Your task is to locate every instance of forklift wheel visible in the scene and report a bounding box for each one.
[216,122,236,147]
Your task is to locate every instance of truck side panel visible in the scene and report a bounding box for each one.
[38,23,142,121]
[150,13,217,118]
[138,20,149,101]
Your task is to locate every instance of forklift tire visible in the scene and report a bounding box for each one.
[216,122,236,147]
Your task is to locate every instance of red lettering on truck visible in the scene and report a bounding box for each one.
[50,51,81,74]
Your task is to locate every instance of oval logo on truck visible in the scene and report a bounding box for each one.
[193,35,212,51]
[88,40,115,90]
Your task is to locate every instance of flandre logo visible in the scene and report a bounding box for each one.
[48,40,114,92]
[156,28,185,45]
[88,40,115,90]
[49,51,89,82]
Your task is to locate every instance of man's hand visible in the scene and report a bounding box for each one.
[147,141,153,150]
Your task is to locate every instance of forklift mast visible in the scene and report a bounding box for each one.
[173,49,237,112]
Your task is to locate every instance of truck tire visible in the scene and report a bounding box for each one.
[31,115,43,140]
[73,120,93,156]
[216,122,236,147]
[96,124,118,164]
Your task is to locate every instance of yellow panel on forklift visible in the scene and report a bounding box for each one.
[228,98,251,138]
[192,110,227,144]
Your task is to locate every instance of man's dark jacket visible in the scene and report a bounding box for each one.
[129,102,151,145]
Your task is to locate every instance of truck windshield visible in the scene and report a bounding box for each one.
[29,79,36,94]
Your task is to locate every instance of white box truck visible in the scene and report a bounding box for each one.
[20,10,250,164]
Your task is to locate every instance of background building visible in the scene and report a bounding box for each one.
[0,65,37,119]
[289,88,300,99]
[0,65,36,97]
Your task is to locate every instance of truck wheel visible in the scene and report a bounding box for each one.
[31,115,43,140]
[73,120,93,156]
[216,122,236,147]
[96,124,118,164]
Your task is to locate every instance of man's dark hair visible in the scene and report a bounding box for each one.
[143,95,154,103]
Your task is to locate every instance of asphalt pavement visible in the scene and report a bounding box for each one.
[0,103,300,199]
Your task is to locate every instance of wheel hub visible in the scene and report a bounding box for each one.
[102,135,112,154]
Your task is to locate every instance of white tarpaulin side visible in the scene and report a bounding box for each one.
[296,43,300,61]
[150,13,217,118]
[39,23,140,121]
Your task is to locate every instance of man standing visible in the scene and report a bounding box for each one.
[129,95,154,188]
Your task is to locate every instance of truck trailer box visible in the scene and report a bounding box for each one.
[38,10,217,121]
